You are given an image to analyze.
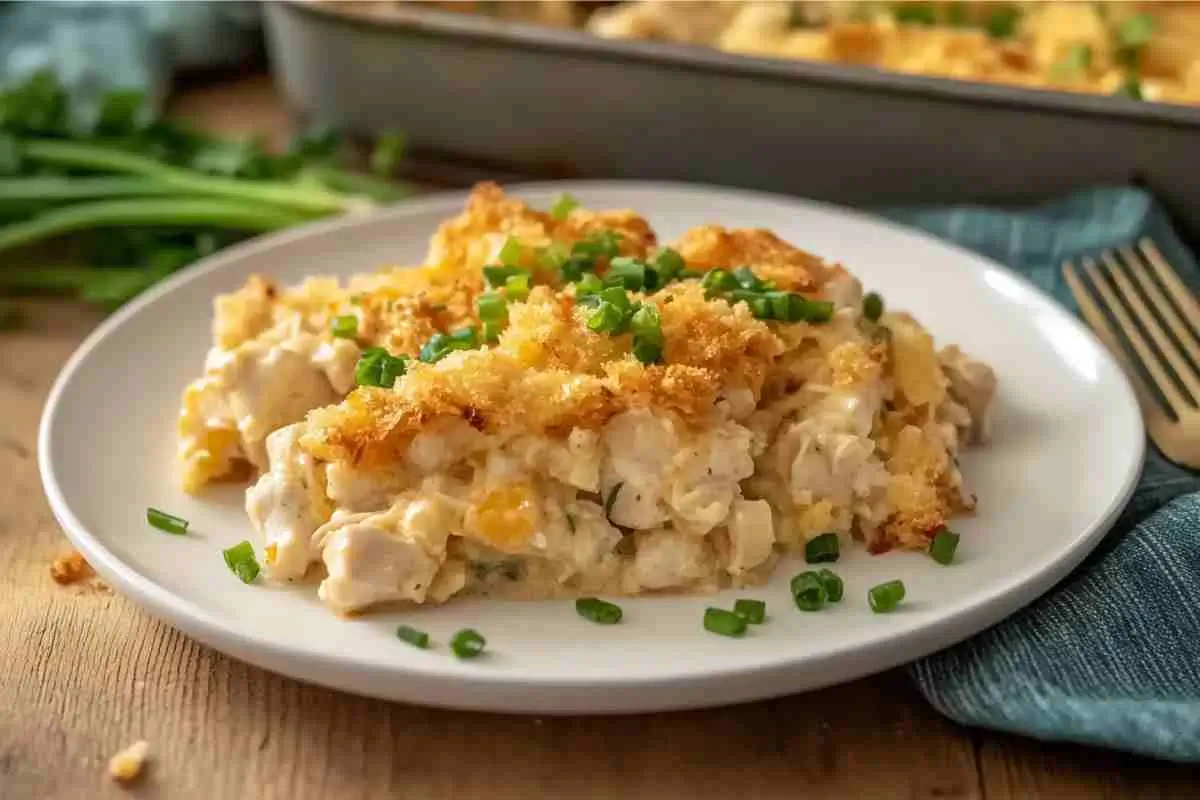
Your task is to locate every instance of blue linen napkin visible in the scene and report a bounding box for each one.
[886,188,1200,763]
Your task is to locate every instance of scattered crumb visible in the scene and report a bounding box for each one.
[107,739,149,784]
[50,551,93,585]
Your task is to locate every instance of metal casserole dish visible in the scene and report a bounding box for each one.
[265,1,1200,236]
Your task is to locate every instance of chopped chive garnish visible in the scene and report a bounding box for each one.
[733,598,766,624]
[862,291,884,322]
[576,597,623,624]
[790,571,827,611]
[476,291,507,323]
[804,299,835,322]
[651,247,685,281]
[732,266,766,291]
[632,338,662,365]
[868,580,906,613]
[482,319,504,343]
[702,269,738,292]
[930,529,961,565]
[984,6,1020,38]
[355,346,408,388]
[766,291,805,322]
[450,628,486,659]
[449,326,479,350]
[505,273,531,301]
[1117,12,1156,50]
[498,236,523,266]
[630,304,662,344]
[575,272,604,297]
[331,314,358,339]
[572,230,622,261]
[482,264,522,289]
[606,257,647,291]
[419,333,450,363]
[816,569,843,602]
[587,301,625,334]
[805,532,840,563]
[604,482,623,518]
[396,625,430,648]
[538,242,569,270]
[222,540,260,584]
[1052,43,1093,77]
[550,192,579,221]
[599,286,631,313]
[559,255,594,282]
[703,607,748,637]
[1116,75,1143,100]
[147,507,188,535]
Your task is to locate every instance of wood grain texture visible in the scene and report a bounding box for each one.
[2,74,1197,799]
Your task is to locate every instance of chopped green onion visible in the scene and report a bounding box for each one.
[790,571,827,611]
[370,130,406,178]
[572,230,622,261]
[804,299,835,322]
[679,268,703,280]
[632,338,663,365]
[862,291,884,322]
[482,319,504,343]
[587,301,625,334]
[766,291,807,322]
[498,236,523,266]
[704,607,748,637]
[450,628,486,659]
[331,314,358,339]
[550,193,579,221]
[505,273,531,301]
[482,264,522,289]
[419,333,451,363]
[604,482,623,518]
[538,242,570,270]
[651,248,685,281]
[146,507,188,535]
[575,272,604,297]
[732,266,766,291]
[816,569,843,602]
[702,269,738,292]
[598,286,631,313]
[476,291,508,323]
[729,289,772,320]
[733,598,766,624]
[449,326,479,350]
[576,597,623,624]
[1116,75,1144,100]
[630,304,662,344]
[893,2,937,26]
[930,528,961,565]
[868,580,906,613]
[396,625,430,648]
[222,540,260,584]
[559,255,594,282]
[355,346,408,388]
[1118,12,1156,50]
[805,532,840,563]
[606,257,647,291]
[984,6,1021,39]
[1052,43,1093,77]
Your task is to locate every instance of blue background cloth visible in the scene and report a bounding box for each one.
[887,190,1200,763]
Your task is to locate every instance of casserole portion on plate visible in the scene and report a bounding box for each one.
[178,184,996,615]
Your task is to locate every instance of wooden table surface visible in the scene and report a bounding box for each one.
[2,74,1197,800]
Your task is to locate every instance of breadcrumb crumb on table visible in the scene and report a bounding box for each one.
[50,551,93,585]
[107,739,149,783]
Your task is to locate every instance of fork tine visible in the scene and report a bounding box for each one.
[1139,239,1200,335]
[1103,249,1200,403]
[1119,245,1200,372]
[1063,260,1173,427]
[1080,256,1189,415]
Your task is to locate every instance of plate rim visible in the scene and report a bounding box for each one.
[37,180,1145,711]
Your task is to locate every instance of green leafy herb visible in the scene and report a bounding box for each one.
[450,628,486,659]
[576,597,623,624]
[805,532,840,564]
[355,346,408,388]
[331,314,358,339]
[733,598,766,624]
[550,192,579,221]
[396,625,430,649]
[222,540,260,584]
[1118,13,1156,50]
[893,3,937,27]
[984,6,1021,38]
[816,569,844,602]
[703,607,748,637]
[868,580,906,613]
[1053,44,1093,77]
[930,528,961,565]
[790,571,828,611]
[146,507,188,535]
[498,236,523,267]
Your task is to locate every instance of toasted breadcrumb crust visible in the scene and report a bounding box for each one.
[50,551,93,585]
[107,739,149,783]
[183,182,994,554]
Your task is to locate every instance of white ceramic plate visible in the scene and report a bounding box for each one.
[41,182,1143,714]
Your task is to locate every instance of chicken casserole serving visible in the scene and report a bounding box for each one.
[178,184,996,616]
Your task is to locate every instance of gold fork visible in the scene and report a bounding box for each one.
[1064,239,1200,468]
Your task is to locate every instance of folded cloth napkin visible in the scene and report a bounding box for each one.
[885,188,1200,763]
